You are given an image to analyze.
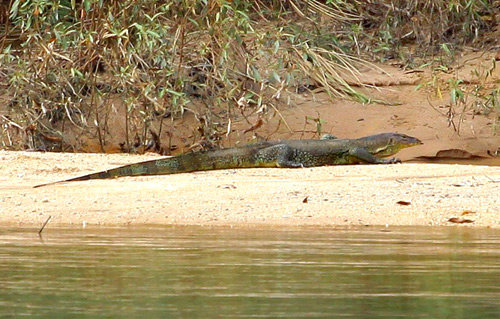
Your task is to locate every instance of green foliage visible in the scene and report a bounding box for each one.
[0,0,497,151]
[0,0,373,151]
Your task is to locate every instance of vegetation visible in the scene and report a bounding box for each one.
[354,0,495,63]
[0,0,497,152]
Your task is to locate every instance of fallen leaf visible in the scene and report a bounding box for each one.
[39,132,63,143]
[448,217,474,224]
[218,184,236,189]
[461,210,476,216]
[403,69,424,74]
[243,118,264,133]
[396,200,411,206]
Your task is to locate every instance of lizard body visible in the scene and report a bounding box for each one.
[34,132,422,187]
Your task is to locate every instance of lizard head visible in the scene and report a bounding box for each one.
[371,133,423,157]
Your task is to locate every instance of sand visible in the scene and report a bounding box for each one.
[1,150,499,228]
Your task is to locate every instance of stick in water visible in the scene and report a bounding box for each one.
[38,215,52,235]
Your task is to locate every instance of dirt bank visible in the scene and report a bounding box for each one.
[2,50,500,229]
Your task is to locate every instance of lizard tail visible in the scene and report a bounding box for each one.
[33,148,246,188]
[33,157,172,188]
[33,174,94,188]
[33,143,269,188]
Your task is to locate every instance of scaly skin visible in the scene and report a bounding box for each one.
[34,132,422,187]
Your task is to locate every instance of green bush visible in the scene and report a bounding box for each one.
[0,0,496,151]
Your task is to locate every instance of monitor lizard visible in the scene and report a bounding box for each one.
[34,132,422,187]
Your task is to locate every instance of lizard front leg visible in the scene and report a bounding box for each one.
[348,147,401,164]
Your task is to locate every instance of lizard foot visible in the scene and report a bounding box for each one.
[387,157,401,164]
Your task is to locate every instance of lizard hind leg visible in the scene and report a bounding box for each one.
[255,144,304,168]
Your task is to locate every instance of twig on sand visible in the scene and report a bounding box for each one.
[485,175,500,183]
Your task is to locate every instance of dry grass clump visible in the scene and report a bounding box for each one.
[354,0,496,60]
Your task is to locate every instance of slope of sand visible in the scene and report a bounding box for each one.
[1,150,499,228]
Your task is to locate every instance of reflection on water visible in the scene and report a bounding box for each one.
[0,226,499,318]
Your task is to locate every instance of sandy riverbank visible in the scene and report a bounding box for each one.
[1,151,498,228]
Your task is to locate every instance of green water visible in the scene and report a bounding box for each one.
[0,226,499,318]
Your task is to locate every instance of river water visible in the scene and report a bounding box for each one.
[0,226,499,318]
